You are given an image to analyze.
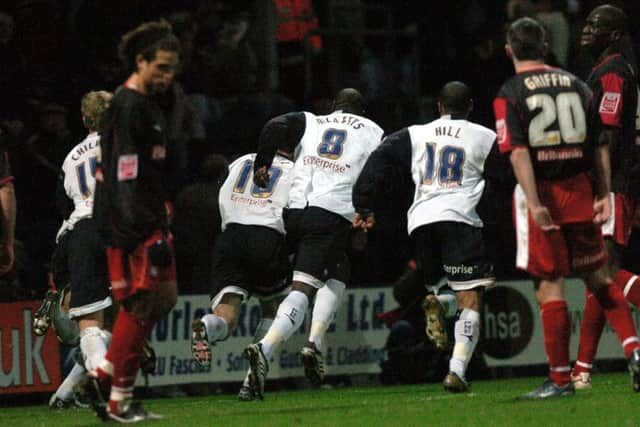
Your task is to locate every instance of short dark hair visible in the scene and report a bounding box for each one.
[332,88,365,115]
[118,20,181,73]
[507,17,546,61]
[591,4,628,34]
[438,81,472,115]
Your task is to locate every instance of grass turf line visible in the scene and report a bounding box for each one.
[1,372,637,426]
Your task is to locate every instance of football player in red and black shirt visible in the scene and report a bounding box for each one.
[493,17,640,399]
[572,4,640,391]
[91,20,180,422]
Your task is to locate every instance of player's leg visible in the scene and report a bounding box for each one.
[303,253,349,386]
[49,350,88,409]
[67,219,113,375]
[238,295,281,401]
[248,207,349,362]
[98,232,176,422]
[443,289,483,392]
[513,192,575,399]
[567,221,640,391]
[412,226,448,351]
[245,209,337,398]
[573,238,619,389]
[574,197,639,388]
[308,269,347,351]
[436,222,494,393]
[605,195,640,306]
[581,267,640,392]
[192,291,245,367]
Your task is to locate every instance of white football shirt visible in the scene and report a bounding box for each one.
[219,153,293,234]
[407,116,496,233]
[61,132,101,225]
[295,111,383,220]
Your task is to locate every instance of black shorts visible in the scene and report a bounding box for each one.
[411,221,494,291]
[211,223,290,302]
[284,207,305,255]
[293,207,351,288]
[66,218,111,318]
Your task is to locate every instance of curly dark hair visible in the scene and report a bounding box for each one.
[118,20,181,73]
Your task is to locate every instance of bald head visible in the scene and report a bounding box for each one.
[332,88,365,115]
[438,81,473,117]
[582,4,629,58]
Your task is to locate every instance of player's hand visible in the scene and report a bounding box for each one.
[147,239,172,267]
[353,211,376,231]
[530,205,559,231]
[593,195,611,225]
[253,166,270,188]
[0,243,14,275]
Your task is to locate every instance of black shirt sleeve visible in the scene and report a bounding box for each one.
[353,128,413,212]
[254,112,306,170]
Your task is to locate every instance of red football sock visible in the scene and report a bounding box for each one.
[593,284,640,358]
[613,269,640,307]
[574,289,605,375]
[541,300,571,385]
[105,309,149,406]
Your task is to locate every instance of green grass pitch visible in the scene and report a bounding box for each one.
[2,372,638,426]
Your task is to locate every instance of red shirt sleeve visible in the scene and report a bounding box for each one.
[493,96,524,153]
[597,72,624,127]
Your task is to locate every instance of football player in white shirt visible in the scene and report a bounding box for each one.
[45,91,115,408]
[353,82,496,393]
[190,119,297,391]
[244,88,384,398]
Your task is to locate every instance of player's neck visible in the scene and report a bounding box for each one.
[514,60,548,74]
[124,74,147,95]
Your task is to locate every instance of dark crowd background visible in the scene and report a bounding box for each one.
[1,0,639,303]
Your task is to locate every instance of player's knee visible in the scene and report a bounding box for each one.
[582,268,611,292]
[455,289,482,311]
[291,281,317,300]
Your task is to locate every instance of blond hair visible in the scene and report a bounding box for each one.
[81,90,113,131]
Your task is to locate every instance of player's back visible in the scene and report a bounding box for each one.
[298,111,383,220]
[495,66,594,180]
[407,117,495,232]
[61,132,100,224]
[219,153,293,234]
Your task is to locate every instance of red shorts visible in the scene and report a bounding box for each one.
[601,193,639,246]
[107,230,176,302]
[513,173,607,280]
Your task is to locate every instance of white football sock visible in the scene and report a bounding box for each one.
[79,326,108,372]
[242,370,251,388]
[201,314,229,343]
[55,362,86,400]
[450,308,480,379]
[309,279,346,349]
[436,291,458,318]
[243,318,274,387]
[260,291,309,359]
